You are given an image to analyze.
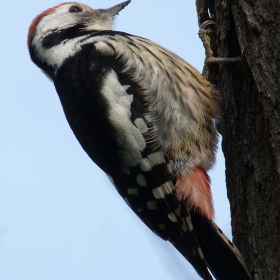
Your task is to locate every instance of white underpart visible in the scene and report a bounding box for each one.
[101,70,146,174]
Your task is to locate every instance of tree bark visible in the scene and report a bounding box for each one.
[197,0,280,279]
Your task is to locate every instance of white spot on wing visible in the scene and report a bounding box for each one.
[162,181,173,194]
[166,164,173,174]
[140,158,152,172]
[147,152,165,167]
[152,181,173,199]
[185,215,194,231]
[168,212,177,223]
[136,174,147,186]
[139,152,165,172]
[152,187,165,199]
[146,201,158,211]
[127,188,139,196]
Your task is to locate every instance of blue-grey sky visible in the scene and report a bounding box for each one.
[0,1,230,279]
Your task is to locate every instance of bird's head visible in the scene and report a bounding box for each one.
[28,1,130,75]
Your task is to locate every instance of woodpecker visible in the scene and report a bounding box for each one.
[28,2,251,279]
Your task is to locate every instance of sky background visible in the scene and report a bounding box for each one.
[0,1,231,279]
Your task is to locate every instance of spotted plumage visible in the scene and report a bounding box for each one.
[28,1,251,279]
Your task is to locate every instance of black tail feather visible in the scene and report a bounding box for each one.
[170,234,213,280]
[191,212,252,280]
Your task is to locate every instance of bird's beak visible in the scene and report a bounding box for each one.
[100,0,131,16]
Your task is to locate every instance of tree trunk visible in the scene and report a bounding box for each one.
[197,0,280,279]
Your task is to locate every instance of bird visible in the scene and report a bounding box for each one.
[28,1,252,279]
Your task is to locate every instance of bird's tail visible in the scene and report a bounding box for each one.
[190,211,252,280]
[170,233,213,280]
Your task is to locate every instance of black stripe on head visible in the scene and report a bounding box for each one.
[42,24,93,48]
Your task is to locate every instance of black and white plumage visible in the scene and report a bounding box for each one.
[28,2,251,279]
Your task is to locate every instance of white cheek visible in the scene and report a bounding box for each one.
[32,34,84,70]
[32,32,115,71]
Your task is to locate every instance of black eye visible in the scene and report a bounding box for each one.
[68,6,83,13]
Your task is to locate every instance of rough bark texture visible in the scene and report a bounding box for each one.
[197,0,280,279]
